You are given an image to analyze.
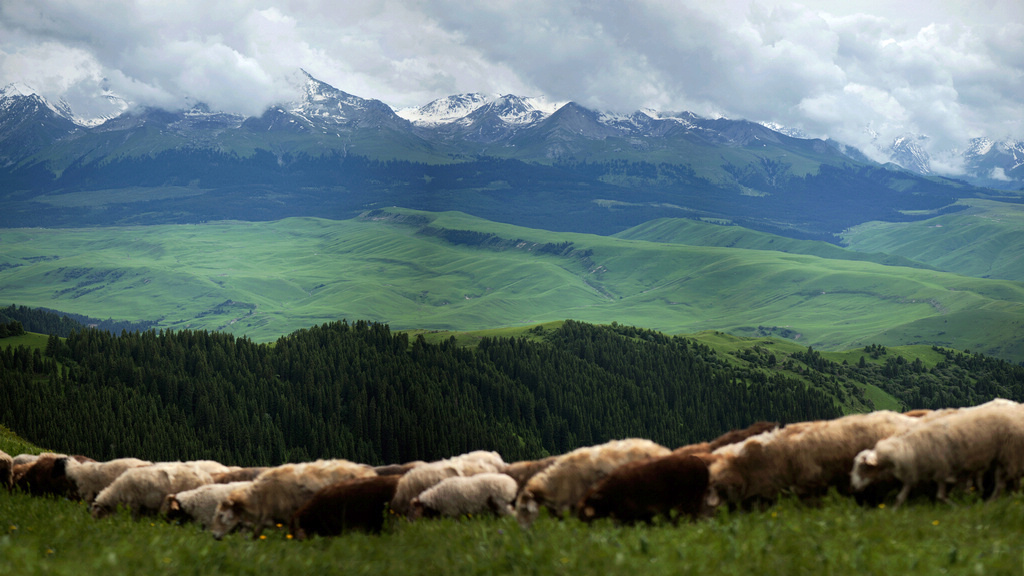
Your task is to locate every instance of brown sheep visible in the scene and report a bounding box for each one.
[577,452,710,524]
[289,475,402,540]
[15,453,92,498]
[515,438,671,528]
[210,459,377,540]
[705,411,920,510]
[673,421,780,457]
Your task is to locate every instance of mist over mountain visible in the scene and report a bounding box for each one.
[0,72,1019,240]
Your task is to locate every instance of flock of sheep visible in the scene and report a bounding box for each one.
[3,398,1022,539]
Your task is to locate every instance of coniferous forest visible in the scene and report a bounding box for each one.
[1,318,844,465]
[3,311,1023,467]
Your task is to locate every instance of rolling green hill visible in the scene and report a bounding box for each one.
[2,208,1024,361]
[842,199,1024,282]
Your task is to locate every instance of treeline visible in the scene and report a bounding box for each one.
[0,319,840,466]
[781,344,1024,409]
[0,304,157,337]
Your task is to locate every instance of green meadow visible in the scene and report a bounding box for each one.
[2,207,1024,360]
[842,198,1024,282]
[3,477,1023,575]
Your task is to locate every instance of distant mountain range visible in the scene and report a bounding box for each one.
[0,71,1019,238]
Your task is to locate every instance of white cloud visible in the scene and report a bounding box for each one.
[0,0,1021,172]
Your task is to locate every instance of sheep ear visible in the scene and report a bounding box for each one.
[169,499,180,512]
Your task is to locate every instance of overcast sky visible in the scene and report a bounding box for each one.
[1,0,1021,170]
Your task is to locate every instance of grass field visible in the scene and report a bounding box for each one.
[842,199,1024,283]
[3,208,1024,361]
[2,484,1023,575]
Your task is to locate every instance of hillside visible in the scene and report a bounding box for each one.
[842,199,1024,282]
[3,209,1024,360]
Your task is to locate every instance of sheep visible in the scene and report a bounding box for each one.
[289,475,402,539]
[514,438,671,528]
[14,453,91,498]
[91,462,215,520]
[503,456,558,493]
[373,461,425,477]
[12,454,42,467]
[673,421,780,457]
[577,452,710,524]
[1,449,12,490]
[705,410,921,510]
[210,459,377,540]
[54,457,152,503]
[390,451,506,516]
[851,400,1024,507]
[178,460,233,476]
[163,481,254,529]
[409,473,518,520]
[211,467,269,484]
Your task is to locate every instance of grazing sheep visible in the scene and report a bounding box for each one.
[14,453,89,498]
[515,438,671,528]
[54,457,152,503]
[12,454,42,467]
[673,421,780,457]
[578,452,710,524]
[503,456,558,493]
[210,459,377,540]
[851,400,1024,507]
[705,411,921,510]
[410,473,518,519]
[211,467,269,484]
[178,460,233,476]
[390,451,506,516]
[91,462,215,520]
[163,481,253,528]
[373,461,425,477]
[1,449,12,490]
[290,475,402,539]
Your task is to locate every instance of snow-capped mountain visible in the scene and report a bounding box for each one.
[396,93,494,126]
[2,72,1021,190]
[889,135,931,175]
[961,137,1024,187]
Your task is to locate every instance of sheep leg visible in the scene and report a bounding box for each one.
[893,482,912,509]
[987,467,1006,502]
[935,481,950,505]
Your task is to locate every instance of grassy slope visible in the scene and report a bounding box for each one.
[2,489,1022,575]
[842,199,1024,282]
[2,209,1024,361]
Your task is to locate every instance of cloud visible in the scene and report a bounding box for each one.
[0,0,1021,172]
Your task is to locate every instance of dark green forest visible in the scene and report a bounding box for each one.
[1,318,840,465]
[3,311,1022,467]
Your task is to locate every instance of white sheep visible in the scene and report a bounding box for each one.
[515,438,671,528]
[210,459,377,539]
[410,473,518,519]
[162,481,254,529]
[851,399,1024,507]
[55,457,152,502]
[389,450,506,516]
[91,462,215,520]
[704,410,921,510]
